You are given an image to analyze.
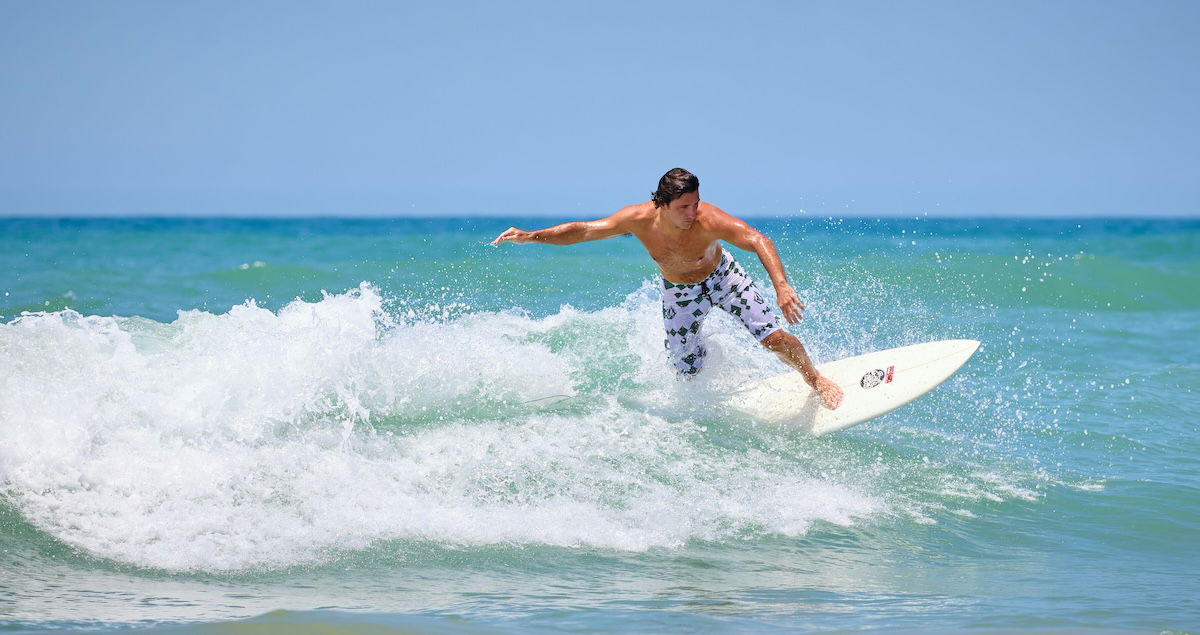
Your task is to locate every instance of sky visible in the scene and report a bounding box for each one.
[1,0,1197,218]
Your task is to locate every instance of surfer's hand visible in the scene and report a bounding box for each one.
[491,227,530,246]
[776,283,805,324]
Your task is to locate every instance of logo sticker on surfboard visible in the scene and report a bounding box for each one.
[860,365,895,389]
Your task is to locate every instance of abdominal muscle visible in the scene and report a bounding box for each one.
[646,242,723,285]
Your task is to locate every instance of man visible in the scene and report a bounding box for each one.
[491,168,844,410]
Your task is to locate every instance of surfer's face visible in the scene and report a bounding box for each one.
[664,191,700,230]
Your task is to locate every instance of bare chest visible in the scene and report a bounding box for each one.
[633,230,722,284]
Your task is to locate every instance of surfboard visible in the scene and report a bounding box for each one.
[727,339,980,436]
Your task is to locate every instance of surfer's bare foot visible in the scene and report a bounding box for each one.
[815,375,844,410]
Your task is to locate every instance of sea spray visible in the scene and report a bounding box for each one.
[1,284,893,572]
[0,280,1051,573]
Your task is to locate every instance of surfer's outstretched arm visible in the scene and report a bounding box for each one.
[491,221,615,246]
[491,207,638,247]
[761,330,844,409]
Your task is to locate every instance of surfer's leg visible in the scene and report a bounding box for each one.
[711,255,842,409]
[761,330,843,409]
[661,277,713,376]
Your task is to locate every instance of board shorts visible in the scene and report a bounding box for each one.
[661,249,782,375]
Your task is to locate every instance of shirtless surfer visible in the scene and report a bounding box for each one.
[491,168,844,410]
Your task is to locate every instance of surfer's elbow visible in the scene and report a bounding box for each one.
[748,233,775,256]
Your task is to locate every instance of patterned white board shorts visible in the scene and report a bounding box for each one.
[660,249,781,375]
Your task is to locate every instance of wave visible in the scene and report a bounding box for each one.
[0,284,1065,572]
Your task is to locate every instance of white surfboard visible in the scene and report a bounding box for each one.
[727,339,980,436]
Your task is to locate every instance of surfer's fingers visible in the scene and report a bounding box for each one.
[780,298,803,324]
[491,227,519,245]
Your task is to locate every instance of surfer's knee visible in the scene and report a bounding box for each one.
[760,330,794,351]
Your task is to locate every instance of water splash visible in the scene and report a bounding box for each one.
[0,281,1059,572]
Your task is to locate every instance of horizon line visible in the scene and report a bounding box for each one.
[2,210,1199,221]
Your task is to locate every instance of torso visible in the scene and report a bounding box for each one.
[623,202,725,284]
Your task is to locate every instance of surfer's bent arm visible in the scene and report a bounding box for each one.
[491,209,634,246]
[717,211,807,324]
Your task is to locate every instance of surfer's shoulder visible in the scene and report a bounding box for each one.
[607,202,656,229]
[698,201,733,222]
[696,202,744,233]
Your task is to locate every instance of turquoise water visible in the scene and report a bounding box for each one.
[1,217,1197,633]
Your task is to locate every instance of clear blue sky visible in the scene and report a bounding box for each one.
[2,0,1197,217]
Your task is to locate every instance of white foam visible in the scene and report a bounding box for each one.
[0,284,885,572]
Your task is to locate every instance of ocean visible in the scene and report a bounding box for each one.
[1,216,1197,633]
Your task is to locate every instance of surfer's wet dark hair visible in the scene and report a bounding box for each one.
[652,168,699,208]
